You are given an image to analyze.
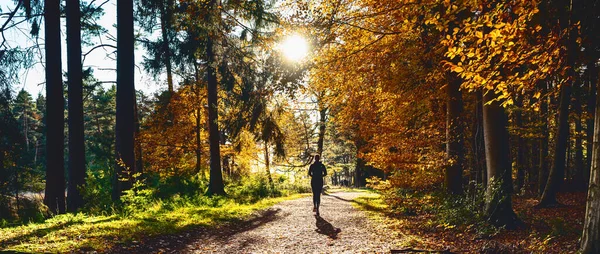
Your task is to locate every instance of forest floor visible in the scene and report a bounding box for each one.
[1,189,585,253]
[109,191,404,253]
[108,190,587,254]
[352,191,586,253]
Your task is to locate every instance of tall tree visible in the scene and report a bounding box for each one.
[513,96,526,194]
[587,63,597,189]
[482,91,518,228]
[573,88,585,189]
[540,81,571,206]
[43,0,66,214]
[66,0,86,212]
[538,86,550,196]
[315,91,328,156]
[581,68,600,253]
[138,0,176,94]
[159,0,175,94]
[446,75,464,194]
[113,0,136,200]
[540,0,579,206]
[204,0,225,195]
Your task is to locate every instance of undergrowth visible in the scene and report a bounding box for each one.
[365,177,499,237]
[0,172,311,253]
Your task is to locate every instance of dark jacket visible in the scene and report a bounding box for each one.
[309,161,327,184]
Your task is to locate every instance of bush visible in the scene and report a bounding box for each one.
[150,173,207,199]
[225,174,310,204]
[120,173,155,215]
[275,175,311,195]
[226,175,277,203]
[81,165,113,214]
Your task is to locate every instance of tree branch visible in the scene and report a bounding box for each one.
[82,43,117,63]
[0,0,24,49]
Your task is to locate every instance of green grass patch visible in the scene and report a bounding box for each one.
[0,193,309,253]
[349,192,428,248]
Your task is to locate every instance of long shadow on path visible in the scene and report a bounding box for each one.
[314,215,341,239]
[324,193,387,214]
[108,208,281,253]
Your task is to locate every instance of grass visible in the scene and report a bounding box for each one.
[0,193,309,253]
[349,192,430,249]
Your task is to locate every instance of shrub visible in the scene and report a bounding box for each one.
[81,165,113,214]
[120,173,154,215]
[226,174,277,203]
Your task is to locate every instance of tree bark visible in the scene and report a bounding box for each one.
[317,106,327,156]
[514,97,526,194]
[475,89,486,188]
[540,0,579,207]
[586,62,598,191]
[539,83,550,196]
[580,72,600,254]
[113,0,136,200]
[159,0,174,94]
[193,60,202,175]
[445,75,464,194]
[66,0,86,212]
[195,107,202,174]
[574,93,585,189]
[43,0,66,215]
[265,143,274,190]
[482,90,518,228]
[134,99,143,174]
[205,0,225,195]
[540,81,571,206]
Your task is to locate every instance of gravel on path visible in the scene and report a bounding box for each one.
[109,192,403,254]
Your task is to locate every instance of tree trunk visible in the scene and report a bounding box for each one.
[540,0,578,206]
[482,90,518,228]
[195,107,202,174]
[15,169,20,215]
[113,0,136,201]
[354,157,366,187]
[66,0,86,212]
[475,89,486,188]
[540,82,571,206]
[574,94,585,190]
[514,97,526,194]
[317,108,327,156]
[580,73,600,254]
[539,84,550,196]
[205,0,225,195]
[193,60,202,175]
[159,0,174,94]
[445,75,464,194]
[43,0,66,215]
[134,99,143,174]
[586,62,598,191]
[23,106,29,151]
[265,143,274,191]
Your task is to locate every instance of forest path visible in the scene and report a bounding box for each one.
[111,191,403,253]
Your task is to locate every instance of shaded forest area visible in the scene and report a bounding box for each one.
[1,0,600,253]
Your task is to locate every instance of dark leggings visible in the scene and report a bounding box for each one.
[311,181,323,208]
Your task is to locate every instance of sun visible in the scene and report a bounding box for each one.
[280,34,309,62]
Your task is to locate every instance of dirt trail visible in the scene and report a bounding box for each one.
[111,192,402,253]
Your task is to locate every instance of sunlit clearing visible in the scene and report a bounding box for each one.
[281,34,308,62]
